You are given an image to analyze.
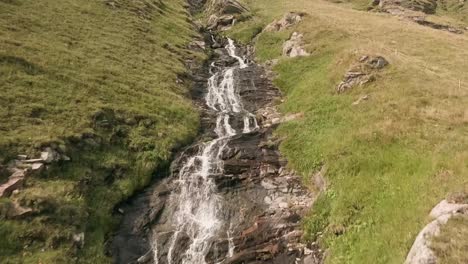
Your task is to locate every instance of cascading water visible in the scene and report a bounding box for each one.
[152,37,258,264]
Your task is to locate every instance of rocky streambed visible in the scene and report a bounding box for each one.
[111,34,320,264]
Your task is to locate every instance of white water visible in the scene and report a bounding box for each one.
[152,38,256,264]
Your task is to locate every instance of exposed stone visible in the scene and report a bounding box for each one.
[304,254,320,264]
[368,56,389,69]
[31,163,44,171]
[337,55,388,93]
[283,32,310,58]
[264,12,306,32]
[8,202,33,219]
[0,176,24,198]
[137,251,153,263]
[17,155,27,160]
[312,166,327,192]
[112,37,322,264]
[23,158,44,164]
[207,0,248,15]
[429,199,468,219]
[405,198,468,264]
[377,0,464,34]
[41,147,57,163]
[73,232,85,249]
[405,214,451,264]
[189,40,206,50]
[379,0,437,14]
[207,14,235,30]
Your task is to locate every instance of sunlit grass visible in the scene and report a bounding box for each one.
[229,0,468,263]
[0,0,201,262]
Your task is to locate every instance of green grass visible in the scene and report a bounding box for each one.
[229,0,468,263]
[0,0,201,262]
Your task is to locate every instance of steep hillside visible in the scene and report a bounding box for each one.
[0,0,201,263]
[228,0,468,263]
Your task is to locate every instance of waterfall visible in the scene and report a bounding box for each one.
[152,38,257,264]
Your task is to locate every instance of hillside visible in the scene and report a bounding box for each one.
[228,0,468,263]
[0,0,201,263]
[1,0,467,263]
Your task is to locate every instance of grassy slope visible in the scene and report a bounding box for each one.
[228,0,468,263]
[0,0,200,263]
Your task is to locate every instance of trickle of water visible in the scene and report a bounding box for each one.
[226,38,247,69]
[152,37,257,264]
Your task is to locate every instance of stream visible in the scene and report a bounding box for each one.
[111,36,319,264]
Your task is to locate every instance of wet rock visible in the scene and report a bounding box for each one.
[283,32,310,58]
[264,12,306,32]
[112,35,321,264]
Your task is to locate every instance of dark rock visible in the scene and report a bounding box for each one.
[111,34,321,264]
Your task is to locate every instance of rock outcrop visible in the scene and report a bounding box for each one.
[373,0,464,34]
[336,55,388,93]
[283,32,310,58]
[264,12,306,32]
[405,199,468,264]
[206,0,249,30]
[0,147,69,198]
[377,0,438,14]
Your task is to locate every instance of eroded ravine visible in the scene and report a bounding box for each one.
[154,38,258,264]
[111,35,321,264]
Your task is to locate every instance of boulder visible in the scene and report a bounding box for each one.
[405,199,468,264]
[283,32,310,58]
[430,199,468,219]
[405,214,451,264]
